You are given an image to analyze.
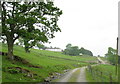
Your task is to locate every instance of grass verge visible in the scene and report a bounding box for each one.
[86,64,118,83]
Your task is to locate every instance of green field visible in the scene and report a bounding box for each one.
[86,64,118,83]
[1,44,97,82]
[0,54,2,83]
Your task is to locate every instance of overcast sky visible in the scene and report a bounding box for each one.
[45,0,119,56]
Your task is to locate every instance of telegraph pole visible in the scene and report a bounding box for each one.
[118,1,120,82]
[116,37,118,75]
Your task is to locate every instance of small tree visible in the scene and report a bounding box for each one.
[37,43,46,50]
[66,43,72,49]
[105,47,117,65]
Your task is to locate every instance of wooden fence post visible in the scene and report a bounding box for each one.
[109,73,112,84]
[101,71,103,82]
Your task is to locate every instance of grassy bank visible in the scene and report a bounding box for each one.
[0,54,2,83]
[1,44,97,82]
[86,64,118,83]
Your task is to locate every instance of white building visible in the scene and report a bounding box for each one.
[46,48,62,52]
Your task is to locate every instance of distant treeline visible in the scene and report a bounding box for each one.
[63,44,93,56]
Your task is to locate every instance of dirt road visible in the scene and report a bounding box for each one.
[56,67,87,82]
[54,57,105,82]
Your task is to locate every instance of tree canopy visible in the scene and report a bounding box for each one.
[79,47,93,56]
[105,47,117,65]
[1,1,62,59]
[63,44,93,56]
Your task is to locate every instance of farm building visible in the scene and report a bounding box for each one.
[46,48,63,52]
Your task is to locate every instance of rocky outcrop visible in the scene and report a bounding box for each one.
[44,69,69,82]
[7,66,38,78]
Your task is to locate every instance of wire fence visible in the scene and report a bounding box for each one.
[87,65,118,83]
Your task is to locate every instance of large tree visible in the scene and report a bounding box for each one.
[1,1,62,60]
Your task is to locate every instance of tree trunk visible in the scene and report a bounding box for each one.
[24,40,30,53]
[7,36,14,60]
[25,46,30,53]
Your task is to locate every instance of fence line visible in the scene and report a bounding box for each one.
[87,65,118,83]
